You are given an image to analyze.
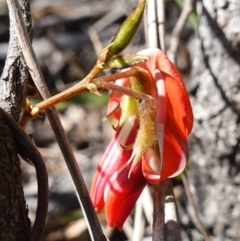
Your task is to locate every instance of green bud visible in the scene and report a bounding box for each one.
[109,0,146,56]
[106,54,148,69]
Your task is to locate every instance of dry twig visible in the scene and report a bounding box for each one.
[153,179,182,241]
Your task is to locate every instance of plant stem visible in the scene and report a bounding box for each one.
[35,82,88,113]
[33,68,149,115]
[153,179,182,241]
[95,81,156,105]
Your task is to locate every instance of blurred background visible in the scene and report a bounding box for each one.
[0,0,240,240]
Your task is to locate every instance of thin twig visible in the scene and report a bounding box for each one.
[141,186,153,227]
[27,68,138,114]
[167,0,196,63]
[95,81,156,107]
[182,171,211,241]
[133,197,145,241]
[145,0,165,50]
[88,27,103,56]
[122,218,134,240]
[6,0,107,240]
[146,0,158,48]
[156,0,165,52]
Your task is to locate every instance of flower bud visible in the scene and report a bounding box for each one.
[109,0,146,56]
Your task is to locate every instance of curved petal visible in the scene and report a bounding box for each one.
[160,115,189,180]
[159,73,191,179]
[163,72,193,136]
[137,48,193,181]
[137,48,193,135]
[142,72,190,182]
[104,160,146,229]
[142,147,162,184]
[90,116,138,212]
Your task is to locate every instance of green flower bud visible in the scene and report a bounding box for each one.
[109,0,146,56]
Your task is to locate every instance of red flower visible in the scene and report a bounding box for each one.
[90,48,193,229]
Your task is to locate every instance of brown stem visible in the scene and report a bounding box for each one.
[95,81,155,104]
[19,109,33,129]
[0,108,48,241]
[33,68,141,114]
[19,99,35,129]
[35,82,88,112]
[94,68,138,83]
[153,179,182,241]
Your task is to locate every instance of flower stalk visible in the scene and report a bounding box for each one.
[28,67,155,117]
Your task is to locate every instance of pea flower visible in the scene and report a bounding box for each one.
[90,48,193,229]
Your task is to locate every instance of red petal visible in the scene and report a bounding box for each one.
[160,105,189,180]
[159,73,192,179]
[137,48,193,181]
[157,66,192,179]
[104,161,146,229]
[137,48,193,135]
[90,117,138,212]
[142,148,161,184]
[163,72,193,136]
[143,74,190,181]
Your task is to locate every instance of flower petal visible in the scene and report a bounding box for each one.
[90,116,138,212]
[155,69,167,162]
[142,147,162,184]
[137,48,193,135]
[160,106,189,180]
[104,160,146,229]
[137,48,193,180]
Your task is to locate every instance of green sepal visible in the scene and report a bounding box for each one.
[105,54,148,69]
[119,95,139,127]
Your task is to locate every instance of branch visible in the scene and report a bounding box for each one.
[153,179,182,241]
[0,108,48,241]
[0,0,32,120]
[0,0,33,239]
[156,0,165,52]
[146,0,158,48]
[6,0,107,240]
